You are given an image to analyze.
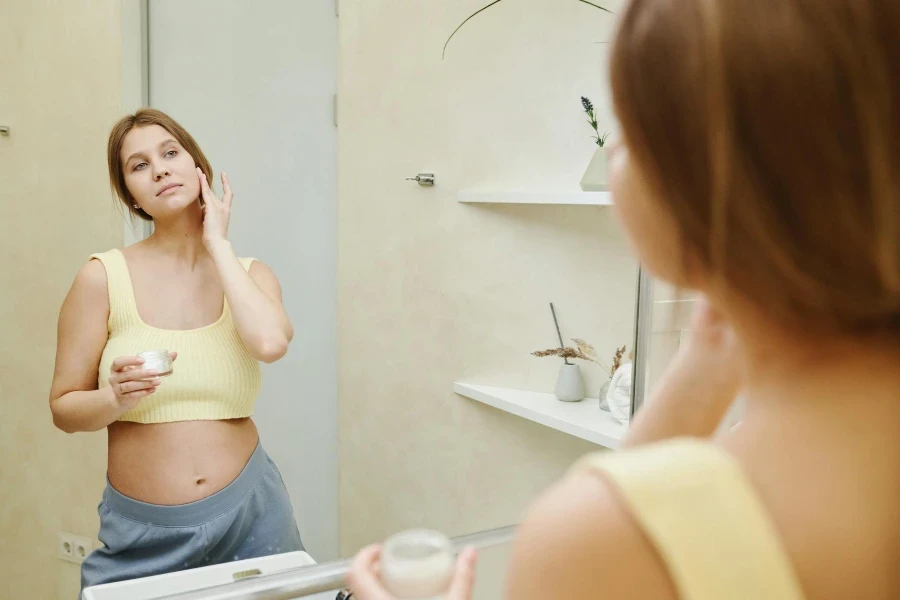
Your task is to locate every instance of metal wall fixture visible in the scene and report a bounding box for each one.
[406,173,435,186]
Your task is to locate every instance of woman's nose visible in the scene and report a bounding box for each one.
[153,163,171,180]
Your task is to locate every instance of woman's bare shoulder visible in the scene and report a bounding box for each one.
[504,469,678,600]
[119,240,150,260]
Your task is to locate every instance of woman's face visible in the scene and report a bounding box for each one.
[120,124,201,220]
[608,133,694,286]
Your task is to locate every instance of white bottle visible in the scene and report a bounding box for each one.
[380,529,454,600]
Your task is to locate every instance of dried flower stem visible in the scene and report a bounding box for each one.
[571,338,612,373]
[533,346,610,375]
[534,339,628,378]
[549,303,570,365]
[610,345,626,374]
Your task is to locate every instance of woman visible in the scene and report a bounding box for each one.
[349,0,900,599]
[49,108,304,596]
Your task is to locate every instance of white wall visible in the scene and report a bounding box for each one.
[148,0,339,560]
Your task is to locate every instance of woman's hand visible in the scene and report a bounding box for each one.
[198,167,232,249]
[674,296,743,398]
[624,296,743,446]
[346,545,478,600]
[107,352,177,412]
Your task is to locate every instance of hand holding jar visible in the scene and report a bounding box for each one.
[107,351,177,412]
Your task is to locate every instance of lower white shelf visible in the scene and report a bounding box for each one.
[454,383,627,449]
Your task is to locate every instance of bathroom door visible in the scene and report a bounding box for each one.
[147,0,339,560]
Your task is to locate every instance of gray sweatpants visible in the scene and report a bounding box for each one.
[80,443,304,598]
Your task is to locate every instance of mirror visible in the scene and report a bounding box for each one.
[1,1,661,598]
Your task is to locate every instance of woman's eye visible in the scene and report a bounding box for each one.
[165,149,177,158]
[133,162,147,171]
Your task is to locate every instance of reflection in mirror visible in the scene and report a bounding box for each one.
[640,277,744,435]
[3,0,660,598]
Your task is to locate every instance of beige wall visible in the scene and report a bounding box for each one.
[0,1,125,598]
[337,0,637,555]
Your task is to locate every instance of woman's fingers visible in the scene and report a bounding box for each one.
[346,545,394,600]
[197,167,218,205]
[111,356,144,372]
[221,171,233,209]
[120,388,158,403]
[113,368,159,383]
[447,547,478,600]
[117,378,160,393]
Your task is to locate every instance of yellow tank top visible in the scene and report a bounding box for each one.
[90,249,262,424]
[572,439,806,600]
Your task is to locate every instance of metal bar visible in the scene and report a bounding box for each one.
[630,265,655,418]
[447,525,517,553]
[151,525,518,600]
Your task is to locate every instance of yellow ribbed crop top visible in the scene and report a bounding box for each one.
[90,249,262,424]
[572,439,805,600]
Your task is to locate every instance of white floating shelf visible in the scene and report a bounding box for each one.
[457,190,612,206]
[454,383,626,449]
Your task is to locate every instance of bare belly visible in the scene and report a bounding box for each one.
[107,418,260,505]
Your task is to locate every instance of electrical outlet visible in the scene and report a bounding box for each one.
[72,536,93,564]
[58,532,74,562]
[58,532,93,564]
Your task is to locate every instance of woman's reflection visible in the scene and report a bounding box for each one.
[48,108,303,597]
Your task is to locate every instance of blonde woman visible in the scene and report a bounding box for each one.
[49,109,303,596]
[349,1,900,599]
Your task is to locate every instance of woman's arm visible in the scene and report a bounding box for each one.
[49,261,163,432]
[199,168,293,363]
[208,241,293,363]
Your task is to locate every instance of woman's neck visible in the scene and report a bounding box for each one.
[144,205,207,265]
[733,319,900,472]
[701,286,900,447]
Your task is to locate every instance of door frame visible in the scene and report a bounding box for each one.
[121,0,153,245]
